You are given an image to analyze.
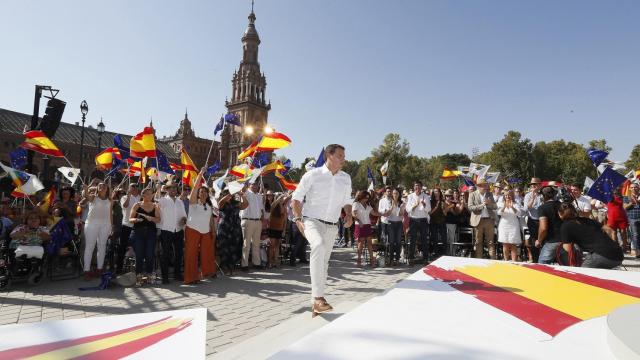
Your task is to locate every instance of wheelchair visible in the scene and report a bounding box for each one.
[0,238,47,290]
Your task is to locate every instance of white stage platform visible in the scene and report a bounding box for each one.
[272,257,640,360]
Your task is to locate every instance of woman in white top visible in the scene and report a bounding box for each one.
[184,168,216,284]
[379,188,405,266]
[80,180,113,280]
[352,190,381,267]
[497,189,525,261]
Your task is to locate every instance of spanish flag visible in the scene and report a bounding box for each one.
[39,186,56,213]
[229,164,253,179]
[440,168,461,181]
[425,261,640,337]
[130,127,157,158]
[255,132,291,152]
[20,130,64,157]
[261,160,286,174]
[181,149,198,187]
[95,147,122,170]
[275,170,297,191]
[237,139,259,161]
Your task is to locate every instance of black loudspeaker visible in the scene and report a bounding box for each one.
[39,98,66,138]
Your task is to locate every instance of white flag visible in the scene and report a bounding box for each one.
[0,162,44,195]
[247,167,264,185]
[227,180,244,195]
[212,170,229,198]
[380,160,389,185]
[304,159,316,172]
[469,163,490,179]
[58,167,81,185]
[485,172,500,183]
[584,176,594,190]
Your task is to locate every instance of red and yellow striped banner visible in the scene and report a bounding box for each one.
[425,262,640,336]
[0,316,192,359]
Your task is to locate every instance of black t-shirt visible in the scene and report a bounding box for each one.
[560,218,624,262]
[538,200,562,243]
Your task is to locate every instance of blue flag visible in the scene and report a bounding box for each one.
[47,218,73,256]
[224,113,241,127]
[461,175,476,187]
[113,134,132,160]
[367,166,375,185]
[156,150,175,175]
[281,159,292,175]
[587,148,609,167]
[314,147,326,168]
[214,117,225,136]
[586,167,626,203]
[252,152,270,168]
[206,160,221,177]
[9,148,27,170]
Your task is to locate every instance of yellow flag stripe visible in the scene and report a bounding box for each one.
[457,263,640,320]
[26,318,187,360]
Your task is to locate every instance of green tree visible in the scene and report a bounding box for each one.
[533,140,595,184]
[625,144,640,171]
[369,133,411,187]
[587,139,612,153]
[482,131,535,182]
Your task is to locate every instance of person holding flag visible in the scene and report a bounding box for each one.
[80,180,113,280]
[184,168,216,284]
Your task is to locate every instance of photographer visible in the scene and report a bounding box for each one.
[535,186,563,264]
[557,203,623,269]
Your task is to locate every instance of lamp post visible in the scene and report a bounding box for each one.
[78,100,88,182]
[96,117,105,149]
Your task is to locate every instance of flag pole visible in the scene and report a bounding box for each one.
[62,156,85,186]
[204,117,223,169]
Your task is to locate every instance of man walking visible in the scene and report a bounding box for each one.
[468,179,498,259]
[292,144,353,317]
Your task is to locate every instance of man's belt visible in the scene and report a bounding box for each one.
[304,217,338,226]
[242,218,260,221]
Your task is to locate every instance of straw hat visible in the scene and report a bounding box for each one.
[529,177,542,185]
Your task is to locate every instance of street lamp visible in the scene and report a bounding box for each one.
[78,100,89,180]
[264,125,274,134]
[244,125,254,135]
[96,117,105,149]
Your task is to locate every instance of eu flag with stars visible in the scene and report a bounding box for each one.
[587,167,626,203]
[587,148,609,167]
[47,218,72,256]
[9,148,27,170]
[281,159,292,175]
[367,166,375,185]
[214,117,225,136]
[206,160,221,177]
[113,134,132,160]
[224,113,241,127]
[252,152,271,168]
[156,150,175,175]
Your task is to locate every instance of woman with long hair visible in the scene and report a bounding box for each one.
[184,168,216,284]
[497,189,525,261]
[217,188,248,276]
[429,188,447,258]
[129,186,161,286]
[81,181,113,280]
[352,190,381,267]
[380,188,404,266]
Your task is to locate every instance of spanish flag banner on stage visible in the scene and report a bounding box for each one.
[425,260,640,337]
[20,130,64,157]
[180,149,198,187]
[237,139,259,161]
[255,132,291,152]
[130,127,157,158]
[275,170,297,191]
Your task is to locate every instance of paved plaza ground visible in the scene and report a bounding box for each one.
[1,249,639,358]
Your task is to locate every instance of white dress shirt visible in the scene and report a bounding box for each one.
[157,195,187,232]
[292,165,352,223]
[406,192,431,220]
[239,190,264,220]
[378,197,402,223]
[120,194,140,227]
[352,202,372,225]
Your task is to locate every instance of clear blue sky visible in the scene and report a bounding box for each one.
[2,0,639,166]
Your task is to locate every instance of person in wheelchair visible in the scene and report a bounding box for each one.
[7,212,50,281]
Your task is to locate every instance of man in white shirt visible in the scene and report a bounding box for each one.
[405,181,431,263]
[240,182,264,270]
[117,183,140,274]
[292,144,353,317]
[156,183,187,284]
[569,185,592,218]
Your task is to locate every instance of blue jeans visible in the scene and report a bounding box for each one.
[582,252,622,269]
[538,241,560,264]
[131,227,157,274]
[629,219,640,251]
[408,218,429,261]
[387,221,402,261]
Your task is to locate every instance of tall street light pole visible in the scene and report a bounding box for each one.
[78,100,88,183]
[97,117,105,149]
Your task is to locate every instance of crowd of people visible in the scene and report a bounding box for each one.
[0,166,636,290]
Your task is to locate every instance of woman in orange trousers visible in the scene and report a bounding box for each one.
[184,168,216,284]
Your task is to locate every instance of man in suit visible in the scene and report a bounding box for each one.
[468,179,498,259]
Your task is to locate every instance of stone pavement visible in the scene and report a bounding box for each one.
[1,250,638,358]
[0,248,422,357]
